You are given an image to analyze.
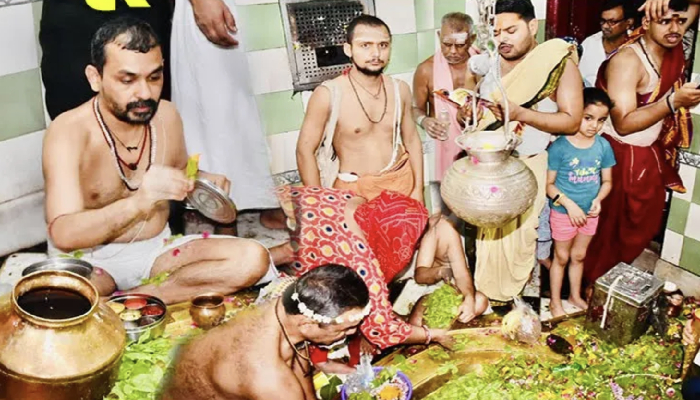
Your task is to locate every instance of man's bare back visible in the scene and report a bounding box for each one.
[163,265,371,400]
[162,304,306,400]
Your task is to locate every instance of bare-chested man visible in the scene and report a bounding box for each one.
[43,18,276,304]
[296,15,424,203]
[161,264,370,400]
[409,216,489,324]
[413,12,478,181]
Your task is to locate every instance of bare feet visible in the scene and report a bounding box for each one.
[549,301,566,318]
[568,296,588,311]
[260,209,287,230]
[269,241,295,266]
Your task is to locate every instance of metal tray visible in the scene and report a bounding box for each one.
[186,178,237,224]
[22,258,93,279]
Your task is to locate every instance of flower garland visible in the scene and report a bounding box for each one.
[291,291,371,324]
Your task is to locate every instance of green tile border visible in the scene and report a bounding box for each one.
[690,113,700,155]
[680,235,700,275]
[536,18,546,43]
[433,0,467,29]
[416,29,436,63]
[668,197,691,234]
[415,0,434,31]
[386,33,418,75]
[692,168,700,205]
[237,4,286,51]
[32,1,43,64]
[0,69,46,142]
[256,90,304,136]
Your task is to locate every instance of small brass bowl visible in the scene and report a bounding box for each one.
[189,292,226,330]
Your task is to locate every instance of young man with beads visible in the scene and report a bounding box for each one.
[42,18,277,304]
[296,15,424,203]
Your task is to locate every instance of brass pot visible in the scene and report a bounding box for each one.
[0,270,126,400]
[189,293,226,330]
[441,131,538,228]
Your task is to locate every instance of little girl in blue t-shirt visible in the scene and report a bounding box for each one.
[546,88,616,318]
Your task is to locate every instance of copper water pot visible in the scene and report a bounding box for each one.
[0,270,126,400]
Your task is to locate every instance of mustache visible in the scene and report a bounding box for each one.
[126,99,158,112]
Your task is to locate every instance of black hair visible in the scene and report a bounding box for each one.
[282,264,370,322]
[602,0,635,20]
[346,14,391,43]
[668,0,690,12]
[496,0,536,22]
[583,87,613,110]
[90,16,161,74]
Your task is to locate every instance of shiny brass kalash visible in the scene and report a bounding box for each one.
[440,0,538,228]
[0,270,126,400]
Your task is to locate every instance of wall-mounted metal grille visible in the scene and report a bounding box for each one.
[281,0,375,92]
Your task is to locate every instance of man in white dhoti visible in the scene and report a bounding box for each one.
[170,0,285,228]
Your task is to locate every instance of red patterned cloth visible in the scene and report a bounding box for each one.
[355,191,428,282]
[278,186,415,350]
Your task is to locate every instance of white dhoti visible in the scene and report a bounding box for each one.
[170,0,278,210]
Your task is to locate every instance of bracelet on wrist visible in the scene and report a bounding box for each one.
[422,325,432,345]
[667,93,677,114]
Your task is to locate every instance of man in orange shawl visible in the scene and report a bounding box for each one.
[584,0,700,286]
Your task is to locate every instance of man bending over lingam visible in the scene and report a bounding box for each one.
[42,18,277,304]
[162,265,370,400]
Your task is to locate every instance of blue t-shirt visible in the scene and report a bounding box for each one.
[548,135,616,214]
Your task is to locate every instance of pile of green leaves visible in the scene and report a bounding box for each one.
[105,330,202,400]
[424,324,683,400]
[423,285,463,329]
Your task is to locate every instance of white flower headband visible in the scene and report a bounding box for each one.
[291,291,371,324]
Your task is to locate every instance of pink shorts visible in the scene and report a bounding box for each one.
[550,209,599,241]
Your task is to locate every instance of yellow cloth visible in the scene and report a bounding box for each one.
[474,152,547,301]
[477,38,578,132]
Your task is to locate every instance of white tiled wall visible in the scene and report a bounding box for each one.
[662,230,684,266]
[376,0,417,35]
[0,3,38,76]
[267,130,300,174]
[247,48,294,95]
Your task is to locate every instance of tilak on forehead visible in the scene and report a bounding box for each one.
[442,32,469,44]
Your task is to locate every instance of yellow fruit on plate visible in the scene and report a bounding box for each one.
[108,302,125,314]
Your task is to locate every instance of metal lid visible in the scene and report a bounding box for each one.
[22,257,94,279]
[595,262,664,306]
[186,178,237,224]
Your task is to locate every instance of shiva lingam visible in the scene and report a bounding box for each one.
[440,0,537,228]
[0,270,126,400]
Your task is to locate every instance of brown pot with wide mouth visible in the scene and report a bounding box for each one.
[0,270,126,400]
[189,292,226,330]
